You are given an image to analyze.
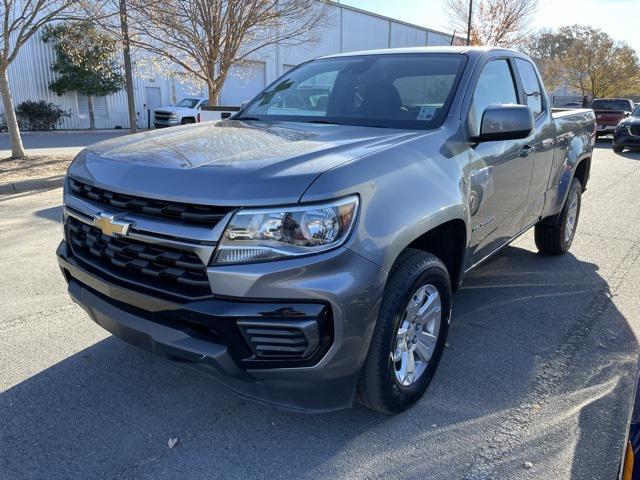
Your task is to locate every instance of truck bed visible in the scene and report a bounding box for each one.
[552,107,596,141]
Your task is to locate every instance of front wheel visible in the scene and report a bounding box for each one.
[613,144,625,153]
[535,177,582,255]
[357,249,451,414]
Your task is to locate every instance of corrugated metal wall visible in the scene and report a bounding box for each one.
[1,4,460,129]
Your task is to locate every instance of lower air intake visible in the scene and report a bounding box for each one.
[237,319,320,359]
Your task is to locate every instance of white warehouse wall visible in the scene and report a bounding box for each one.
[221,3,462,106]
[2,2,460,129]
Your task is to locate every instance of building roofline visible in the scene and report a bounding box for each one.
[325,1,466,43]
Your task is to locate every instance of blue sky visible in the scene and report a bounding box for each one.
[338,0,640,53]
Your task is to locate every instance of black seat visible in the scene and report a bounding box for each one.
[357,82,403,116]
[316,95,329,111]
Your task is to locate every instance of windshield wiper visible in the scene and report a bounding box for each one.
[235,116,261,121]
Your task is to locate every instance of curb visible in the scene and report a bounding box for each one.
[0,175,64,196]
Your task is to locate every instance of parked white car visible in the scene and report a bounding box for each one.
[153,97,208,128]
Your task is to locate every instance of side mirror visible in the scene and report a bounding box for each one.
[472,104,534,142]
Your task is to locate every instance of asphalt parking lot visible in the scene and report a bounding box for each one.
[1,141,640,479]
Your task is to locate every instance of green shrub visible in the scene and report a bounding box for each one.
[15,100,70,131]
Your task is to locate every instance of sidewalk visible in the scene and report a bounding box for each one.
[0,130,128,158]
[0,130,128,196]
[0,128,127,136]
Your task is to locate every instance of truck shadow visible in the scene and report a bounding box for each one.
[33,205,63,222]
[614,150,640,160]
[593,138,640,160]
[1,243,636,479]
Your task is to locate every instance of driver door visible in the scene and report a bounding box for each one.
[467,58,535,265]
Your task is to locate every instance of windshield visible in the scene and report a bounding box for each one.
[239,53,467,129]
[176,98,201,108]
[591,99,632,111]
[632,105,640,116]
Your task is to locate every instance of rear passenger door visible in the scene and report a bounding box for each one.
[513,57,556,228]
[467,58,534,265]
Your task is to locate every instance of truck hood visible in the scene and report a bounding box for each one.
[68,120,422,206]
[154,105,194,114]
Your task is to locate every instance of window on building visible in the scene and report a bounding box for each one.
[515,58,543,117]
[77,95,108,118]
[469,59,518,136]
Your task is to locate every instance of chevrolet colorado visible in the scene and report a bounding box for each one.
[57,47,595,414]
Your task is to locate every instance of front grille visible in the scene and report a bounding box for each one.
[154,111,173,120]
[630,125,640,136]
[69,177,231,228]
[66,216,212,299]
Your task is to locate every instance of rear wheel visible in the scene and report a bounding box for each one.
[535,177,582,255]
[357,249,451,414]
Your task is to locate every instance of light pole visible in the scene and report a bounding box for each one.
[466,0,473,46]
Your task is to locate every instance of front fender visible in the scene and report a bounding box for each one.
[300,128,470,273]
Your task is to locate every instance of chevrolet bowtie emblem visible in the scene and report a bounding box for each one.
[93,212,131,237]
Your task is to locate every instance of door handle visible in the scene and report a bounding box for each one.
[520,145,536,157]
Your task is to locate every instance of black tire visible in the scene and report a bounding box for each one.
[535,177,582,255]
[356,249,451,414]
[613,144,625,153]
[181,118,195,125]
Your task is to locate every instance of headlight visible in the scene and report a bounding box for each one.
[213,196,359,265]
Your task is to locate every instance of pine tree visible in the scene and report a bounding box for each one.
[44,22,124,129]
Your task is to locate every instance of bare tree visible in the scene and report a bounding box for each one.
[444,0,537,47]
[122,0,327,105]
[524,25,640,99]
[520,28,574,92]
[0,0,78,158]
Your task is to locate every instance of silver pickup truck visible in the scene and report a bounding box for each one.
[57,47,595,413]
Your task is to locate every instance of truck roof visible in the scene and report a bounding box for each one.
[319,46,514,60]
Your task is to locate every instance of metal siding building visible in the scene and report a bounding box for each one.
[2,3,460,129]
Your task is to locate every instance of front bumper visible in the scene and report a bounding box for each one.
[153,119,180,128]
[596,124,616,135]
[57,241,386,412]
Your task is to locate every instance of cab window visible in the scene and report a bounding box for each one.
[515,58,543,117]
[469,59,518,136]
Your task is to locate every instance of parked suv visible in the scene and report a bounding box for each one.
[154,97,208,128]
[58,47,594,413]
[613,104,640,152]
